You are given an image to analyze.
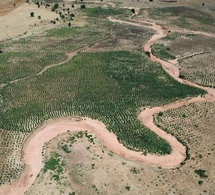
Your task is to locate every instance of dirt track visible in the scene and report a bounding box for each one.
[0,12,215,195]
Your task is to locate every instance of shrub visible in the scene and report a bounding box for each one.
[194,169,208,178]
[30,12,34,17]
[131,8,135,14]
[80,4,86,9]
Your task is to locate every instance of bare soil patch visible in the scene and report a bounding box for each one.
[0,0,24,16]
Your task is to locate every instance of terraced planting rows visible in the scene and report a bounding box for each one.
[0,130,29,185]
[154,101,215,187]
[152,33,215,59]
[147,6,215,33]
[151,32,215,87]
[180,53,215,87]
[155,102,215,144]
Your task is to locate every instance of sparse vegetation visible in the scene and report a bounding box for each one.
[151,43,176,60]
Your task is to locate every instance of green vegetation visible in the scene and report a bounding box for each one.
[151,43,176,60]
[0,50,205,155]
[61,144,71,153]
[82,7,129,18]
[163,32,181,41]
[44,153,63,173]
[130,167,140,174]
[194,169,208,178]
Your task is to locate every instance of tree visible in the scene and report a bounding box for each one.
[68,22,71,27]
[131,8,135,14]
[145,51,150,57]
[36,2,40,8]
[52,3,58,11]
[30,12,34,17]
[80,4,86,9]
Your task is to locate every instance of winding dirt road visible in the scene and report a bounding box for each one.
[0,14,215,195]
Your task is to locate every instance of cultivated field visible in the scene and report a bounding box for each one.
[0,0,214,194]
[147,5,215,33]
[151,32,215,87]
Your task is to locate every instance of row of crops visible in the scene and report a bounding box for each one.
[0,51,205,156]
[152,33,215,59]
[154,102,215,169]
[0,130,29,185]
[150,31,215,88]
[147,7,215,33]
[179,52,215,87]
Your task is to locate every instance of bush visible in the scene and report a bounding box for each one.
[30,12,34,17]
[80,4,86,9]
[131,8,135,14]
[194,169,208,178]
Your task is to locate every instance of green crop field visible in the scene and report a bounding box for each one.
[0,50,205,155]
[81,6,129,18]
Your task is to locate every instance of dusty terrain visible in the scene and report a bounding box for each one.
[0,0,214,194]
[27,103,215,195]
[0,1,87,42]
[0,0,25,16]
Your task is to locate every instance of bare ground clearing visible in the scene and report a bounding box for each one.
[0,2,87,42]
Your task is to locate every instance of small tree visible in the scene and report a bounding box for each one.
[80,4,86,9]
[36,2,40,8]
[30,12,34,17]
[131,8,135,14]
[68,22,71,27]
[145,51,150,57]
